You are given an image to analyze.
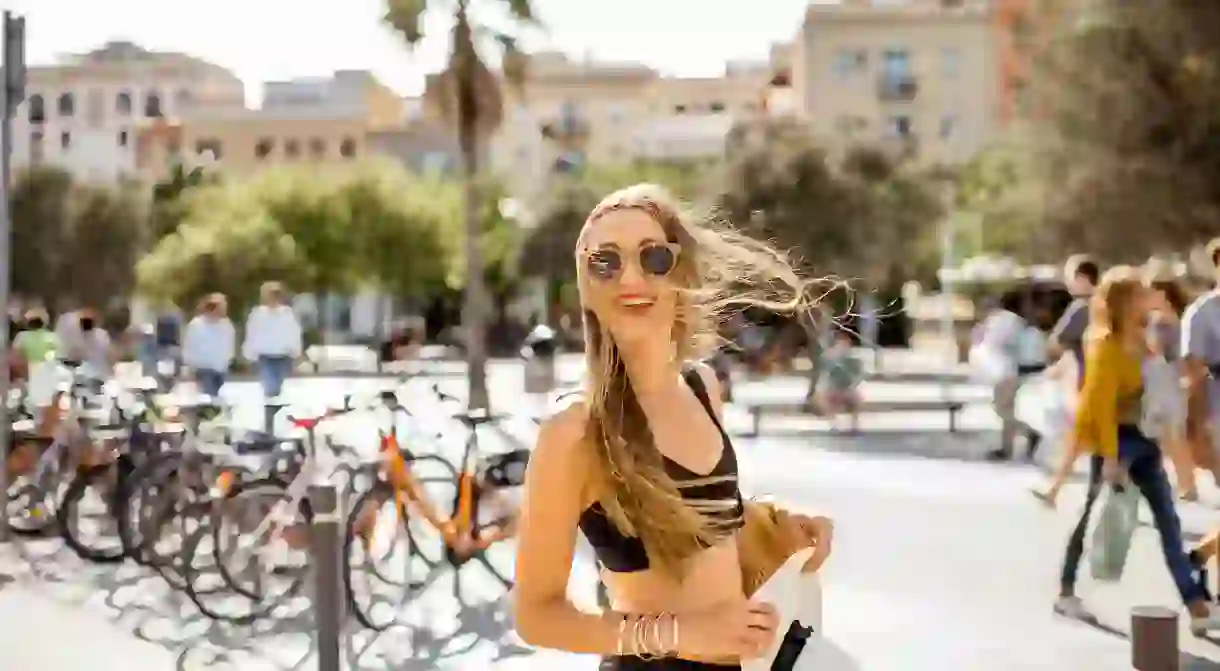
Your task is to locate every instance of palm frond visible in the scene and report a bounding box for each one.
[383,0,429,44]
[503,0,537,24]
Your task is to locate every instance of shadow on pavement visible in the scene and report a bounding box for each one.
[0,533,531,670]
[1067,607,1220,670]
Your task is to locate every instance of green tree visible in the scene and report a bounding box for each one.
[384,0,537,409]
[11,166,147,312]
[1022,0,1220,260]
[150,162,216,243]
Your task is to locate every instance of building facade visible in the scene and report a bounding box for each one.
[11,41,245,182]
[490,51,775,199]
[791,0,998,164]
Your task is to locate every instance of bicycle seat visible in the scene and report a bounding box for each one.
[451,409,509,427]
[232,433,300,456]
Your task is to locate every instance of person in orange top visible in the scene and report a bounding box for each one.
[1055,266,1220,634]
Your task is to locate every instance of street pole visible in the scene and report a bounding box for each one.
[939,183,957,404]
[0,11,26,543]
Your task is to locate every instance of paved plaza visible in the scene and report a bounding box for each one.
[3,355,1220,669]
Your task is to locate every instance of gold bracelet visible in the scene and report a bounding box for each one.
[635,614,656,660]
[670,613,680,655]
[650,612,668,657]
[615,614,628,656]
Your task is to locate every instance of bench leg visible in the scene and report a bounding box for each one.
[948,408,959,433]
[751,409,761,438]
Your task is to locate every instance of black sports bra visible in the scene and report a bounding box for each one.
[578,367,745,573]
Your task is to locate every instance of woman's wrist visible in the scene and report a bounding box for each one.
[613,611,679,658]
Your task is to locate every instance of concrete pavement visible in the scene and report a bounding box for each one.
[4,361,1220,669]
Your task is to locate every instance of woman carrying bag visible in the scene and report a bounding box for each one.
[1054,266,1220,634]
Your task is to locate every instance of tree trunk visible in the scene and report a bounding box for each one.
[456,19,490,411]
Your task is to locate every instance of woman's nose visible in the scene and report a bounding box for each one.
[618,256,646,286]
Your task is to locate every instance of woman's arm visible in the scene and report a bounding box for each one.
[1074,339,1121,460]
[512,404,626,654]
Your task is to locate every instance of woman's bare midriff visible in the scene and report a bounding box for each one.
[602,538,745,664]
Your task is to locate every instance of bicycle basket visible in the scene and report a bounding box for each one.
[479,449,530,488]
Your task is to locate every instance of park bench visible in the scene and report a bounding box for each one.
[740,397,966,438]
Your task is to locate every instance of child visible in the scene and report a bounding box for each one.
[815,331,864,433]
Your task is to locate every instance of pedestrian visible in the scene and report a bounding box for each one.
[813,330,863,433]
[184,293,235,398]
[979,289,1028,460]
[1053,266,1220,633]
[61,308,112,379]
[1182,238,1220,490]
[1032,254,1100,504]
[511,184,832,669]
[1144,264,1194,500]
[10,307,58,383]
[242,282,302,427]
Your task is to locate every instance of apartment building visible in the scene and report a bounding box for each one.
[490,51,774,198]
[11,41,245,182]
[791,0,998,163]
[134,70,406,177]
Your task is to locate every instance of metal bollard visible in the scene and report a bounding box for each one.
[309,483,344,671]
[1131,606,1179,671]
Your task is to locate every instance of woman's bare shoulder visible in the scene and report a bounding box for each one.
[532,395,592,473]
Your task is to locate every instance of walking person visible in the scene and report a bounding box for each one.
[1053,266,1220,632]
[10,307,58,382]
[511,184,833,670]
[61,308,112,379]
[1182,238,1220,490]
[242,282,302,429]
[1145,265,1195,500]
[980,290,1030,461]
[813,330,864,433]
[184,293,235,398]
[1032,255,1101,505]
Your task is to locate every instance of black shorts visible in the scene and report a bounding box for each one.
[599,658,740,671]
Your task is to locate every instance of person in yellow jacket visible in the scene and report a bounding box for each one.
[1055,266,1220,634]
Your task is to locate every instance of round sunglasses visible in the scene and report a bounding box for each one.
[582,242,681,281]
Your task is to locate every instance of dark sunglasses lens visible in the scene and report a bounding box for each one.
[587,250,622,279]
[639,245,676,276]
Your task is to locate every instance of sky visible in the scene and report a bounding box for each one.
[2,0,816,105]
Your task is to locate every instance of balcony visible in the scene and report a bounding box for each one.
[877,73,919,103]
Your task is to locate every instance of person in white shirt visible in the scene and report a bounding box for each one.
[184,293,236,397]
[242,283,302,410]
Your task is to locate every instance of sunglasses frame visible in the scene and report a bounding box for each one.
[580,241,682,281]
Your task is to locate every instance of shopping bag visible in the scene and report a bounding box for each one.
[744,548,862,671]
[969,343,1015,385]
[1089,484,1140,582]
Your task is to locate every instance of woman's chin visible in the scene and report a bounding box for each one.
[609,320,665,347]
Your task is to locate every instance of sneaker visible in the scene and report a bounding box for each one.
[986,448,1012,462]
[1189,603,1220,635]
[1053,595,1088,620]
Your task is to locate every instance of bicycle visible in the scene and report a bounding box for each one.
[343,384,530,630]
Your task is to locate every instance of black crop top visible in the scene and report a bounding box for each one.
[578,367,745,573]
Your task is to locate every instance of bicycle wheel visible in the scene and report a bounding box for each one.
[119,452,209,590]
[58,458,130,563]
[343,454,455,630]
[183,476,311,623]
[6,440,69,537]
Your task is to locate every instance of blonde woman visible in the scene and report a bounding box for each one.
[1054,267,1220,632]
[512,185,833,670]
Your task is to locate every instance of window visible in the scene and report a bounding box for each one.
[833,48,868,79]
[284,139,300,159]
[117,129,129,147]
[144,91,162,118]
[939,114,958,139]
[941,47,962,79]
[57,93,74,117]
[116,91,132,115]
[195,138,223,161]
[835,115,869,136]
[882,49,912,80]
[309,137,327,158]
[885,115,913,138]
[339,137,356,158]
[606,103,626,125]
[27,94,44,124]
[673,104,688,114]
[60,131,71,150]
[255,138,274,159]
[709,101,726,113]
[175,89,193,110]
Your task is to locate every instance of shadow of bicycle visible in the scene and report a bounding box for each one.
[0,534,534,670]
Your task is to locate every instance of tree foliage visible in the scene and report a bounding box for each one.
[717,118,943,285]
[11,166,147,312]
[1022,0,1220,260]
[136,162,466,317]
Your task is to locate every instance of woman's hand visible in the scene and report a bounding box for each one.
[788,513,833,573]
[1102,458,1128,486]
[677,600,780,660]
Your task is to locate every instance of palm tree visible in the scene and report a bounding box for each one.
[383,0,534,410]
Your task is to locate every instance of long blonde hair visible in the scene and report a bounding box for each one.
[577,183,812,577]
[1089,265,1144,341]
